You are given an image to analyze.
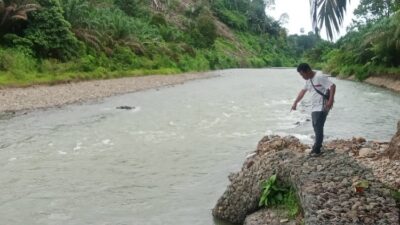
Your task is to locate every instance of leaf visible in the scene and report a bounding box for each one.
[275,192,283,201]
[355,180,369,188]
[259,194,266,206]
[353,179,369,193]
[270,174,277,183]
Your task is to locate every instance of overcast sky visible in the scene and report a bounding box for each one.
[268,0,361,40]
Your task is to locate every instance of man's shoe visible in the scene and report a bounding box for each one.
[308,151,322,157]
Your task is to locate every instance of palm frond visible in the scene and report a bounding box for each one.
[0,0,5,14]
[0,0,39,28]
[73,28,102,51]
[11,13,26,20]
[311,0,349,40]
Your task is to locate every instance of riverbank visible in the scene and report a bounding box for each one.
[0,72,218,113]
[364,76,400,92]
[345,75,400,93]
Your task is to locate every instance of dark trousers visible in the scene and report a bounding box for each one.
[311,111,328,153]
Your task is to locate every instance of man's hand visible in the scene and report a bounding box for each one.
[291,89,306,112]
[291,103,297,111]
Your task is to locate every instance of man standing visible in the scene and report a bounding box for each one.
[291,63,336,156]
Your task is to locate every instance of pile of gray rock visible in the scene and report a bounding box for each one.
[212,135,399,225]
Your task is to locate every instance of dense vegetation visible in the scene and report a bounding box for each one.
[0,0,303,86]
[1,0,399,86]
[303,0,400,81]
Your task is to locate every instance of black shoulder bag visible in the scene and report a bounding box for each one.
[310,79,330,100]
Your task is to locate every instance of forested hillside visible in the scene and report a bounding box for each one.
[0,0,309,86]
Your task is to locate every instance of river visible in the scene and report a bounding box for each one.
[0,69,399,225]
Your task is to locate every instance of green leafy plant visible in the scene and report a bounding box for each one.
[259,174,301,219]
[391,189,400,201]
[259,174,288,207]
[24,0,82,60]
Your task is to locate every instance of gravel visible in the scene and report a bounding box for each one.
[0,72,219,112]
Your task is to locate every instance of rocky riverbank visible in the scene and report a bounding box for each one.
[0,72,218,113]
[213,125,400,225]
[345,75,400,93]
[365,76,400,93]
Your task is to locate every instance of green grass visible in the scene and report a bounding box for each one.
[0,68,181,87]
[392,189,400,201]
[280,188,301,219]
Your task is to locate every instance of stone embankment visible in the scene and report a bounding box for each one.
[212,135,400,225]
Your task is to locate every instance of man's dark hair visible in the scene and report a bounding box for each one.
[297,63,312,73]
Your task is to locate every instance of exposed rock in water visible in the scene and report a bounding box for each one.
[116,106,135,110]
[384,121,400,160]
[212,135,399,225]
[244,208,297,225]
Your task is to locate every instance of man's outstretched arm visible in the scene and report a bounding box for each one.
[291,89,307,111]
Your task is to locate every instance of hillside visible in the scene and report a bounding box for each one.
[0,0,299,86]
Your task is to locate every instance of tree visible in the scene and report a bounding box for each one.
[353,0,400,24]
[310,0,349,40]
[0,0,40,36]
[24,0,81,60]
[278,13,289,25]
[361,11,400,66]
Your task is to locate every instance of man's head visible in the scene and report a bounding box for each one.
[297,63,313,80]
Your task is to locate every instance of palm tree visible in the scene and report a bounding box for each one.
[0,0,40,35]
[310,0,349,40]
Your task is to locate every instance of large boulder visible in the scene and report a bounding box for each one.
[212,149,296,224]
[212,136,399,225]
[384,121,400,160]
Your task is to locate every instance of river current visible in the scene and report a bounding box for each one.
[0,69,399,225]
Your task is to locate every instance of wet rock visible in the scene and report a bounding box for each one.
[212,148,297,224]
[353,136,366,144]
[358,148,374,158]
[244,208,296,225]
[253,135,307,160]
[384,120,400,160]
[116,105,135,110]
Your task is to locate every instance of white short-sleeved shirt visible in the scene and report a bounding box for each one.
[303,73,333,112]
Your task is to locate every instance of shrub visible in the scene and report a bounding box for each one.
[25,0,82,60]
[2,34,34,55]
[177,52,209,72]
[114,0,149,18]
[191,13,217,48]
[111,46,137,70]
[78,55,97,72]
[0,48,37,77]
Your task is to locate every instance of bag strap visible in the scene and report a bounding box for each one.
[310,78,328,99]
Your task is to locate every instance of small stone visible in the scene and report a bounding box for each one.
[351,202,361,210]
[280,219,289,223]
[359,148,374,157]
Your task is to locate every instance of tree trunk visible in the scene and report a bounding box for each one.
[384,121,400,160]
